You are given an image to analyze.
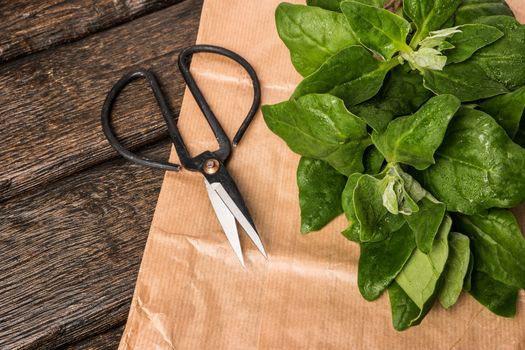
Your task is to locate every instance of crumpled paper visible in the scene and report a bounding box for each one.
[119,1,525,348]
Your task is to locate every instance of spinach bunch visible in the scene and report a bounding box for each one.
[262,0,525,330]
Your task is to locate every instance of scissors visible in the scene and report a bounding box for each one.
[101,45,266,266]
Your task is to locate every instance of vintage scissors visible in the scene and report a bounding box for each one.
[101,45,266,266]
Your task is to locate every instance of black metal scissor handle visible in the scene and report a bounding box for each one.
[101,44,261,172]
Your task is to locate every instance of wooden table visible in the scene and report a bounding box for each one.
[0,1,202,348]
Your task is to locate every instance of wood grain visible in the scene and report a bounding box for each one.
[59,325,124,350]
[0,0,202,203]
[0,139,173,350]
[0,0,184,62]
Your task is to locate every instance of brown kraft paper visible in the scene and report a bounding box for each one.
[119,1,525,348]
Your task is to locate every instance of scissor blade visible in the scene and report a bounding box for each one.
[210,182,267,258]
[204,179,245,266]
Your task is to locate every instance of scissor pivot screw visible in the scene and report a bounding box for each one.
[203,159,220,174]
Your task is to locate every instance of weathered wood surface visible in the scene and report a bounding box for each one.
[0,139,172,349]
[0,0,184,62]
[0,0,202,203]
[59,325,124,349]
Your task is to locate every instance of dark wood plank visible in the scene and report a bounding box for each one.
[0,0,184,62]
[58,325,124,350]
[0,0,202,203]
[0,139,171,349]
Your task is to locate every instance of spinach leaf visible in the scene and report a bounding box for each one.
[342,226,361,243]
[423,60,509,101]
[438,232,471,309]
[396,166,427,204]
[306,0,344,11]
[404,0,462,46]
[469,270,519,317]
[388,281,425,331]
[422,108,525,214]
[341,173,363,242]
[358,223,416,301]
[388,280,439,331]
[353,174,406,242]
[353,0,383,6]
[342,174,362,221]
[405,196,446,254]
[446,24,504,64]
[292,45,398,106]
[297,157,347,233]
[382,165,424,215]
[479,86,525,139]
[396,215,451,309]
[416,27,462,51]
[372,94,461,170]
[401,47,448,72]
[515,120,525,148]
[276,3,358,77]
[463,251,475,292]
[455,209,525,289]
[382,176,419,216]
[350,66,434,132]
[340,1,412,60]
[454,0,514,25]
[262,94,371,175]
[363,145,385,175]
[470,16,525,91]
[307,0,383,11]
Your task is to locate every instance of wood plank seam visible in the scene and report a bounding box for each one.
[0,139,173,349]
[0,0,188,63]
[0,0,203,203]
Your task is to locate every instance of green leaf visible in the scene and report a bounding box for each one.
[463,251,475,292]
[372,94,461,170]
[388,280,439,331]
[418,27,462,50]
[445,24,504,64]
[422,108,525,214]
[342,226,361,243]
[358,224,416,300]
[353,174,406,242]
[350,66,433,131]
[381,166,422,215]
[262,94,371,176]
[341,173,363,242]
[455,209,525,289]
[342,174,362,221]
[353,0,384,6]
[297,158,347,233]
[405,196,446,254]
[388,281,425,331]
[396,215,451,309]
[454,0,514,25]
[469,270,519,317]
[275,3,358,77]
[479,86,525,139]
[396,166,427,204]
[404,27,462,71]
[292,46,397,106]
[340,1,412,60]
[404,0,462,46]
[306,0,344,11]
[423,60,509,102]
[516,120,525,148]
[363,145,385,175]
[470,16,525,91]
[307,0,383,11]
[438,232,471,309]
[401,47,448,71]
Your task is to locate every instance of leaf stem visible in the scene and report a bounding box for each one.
[410,32,423,49]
